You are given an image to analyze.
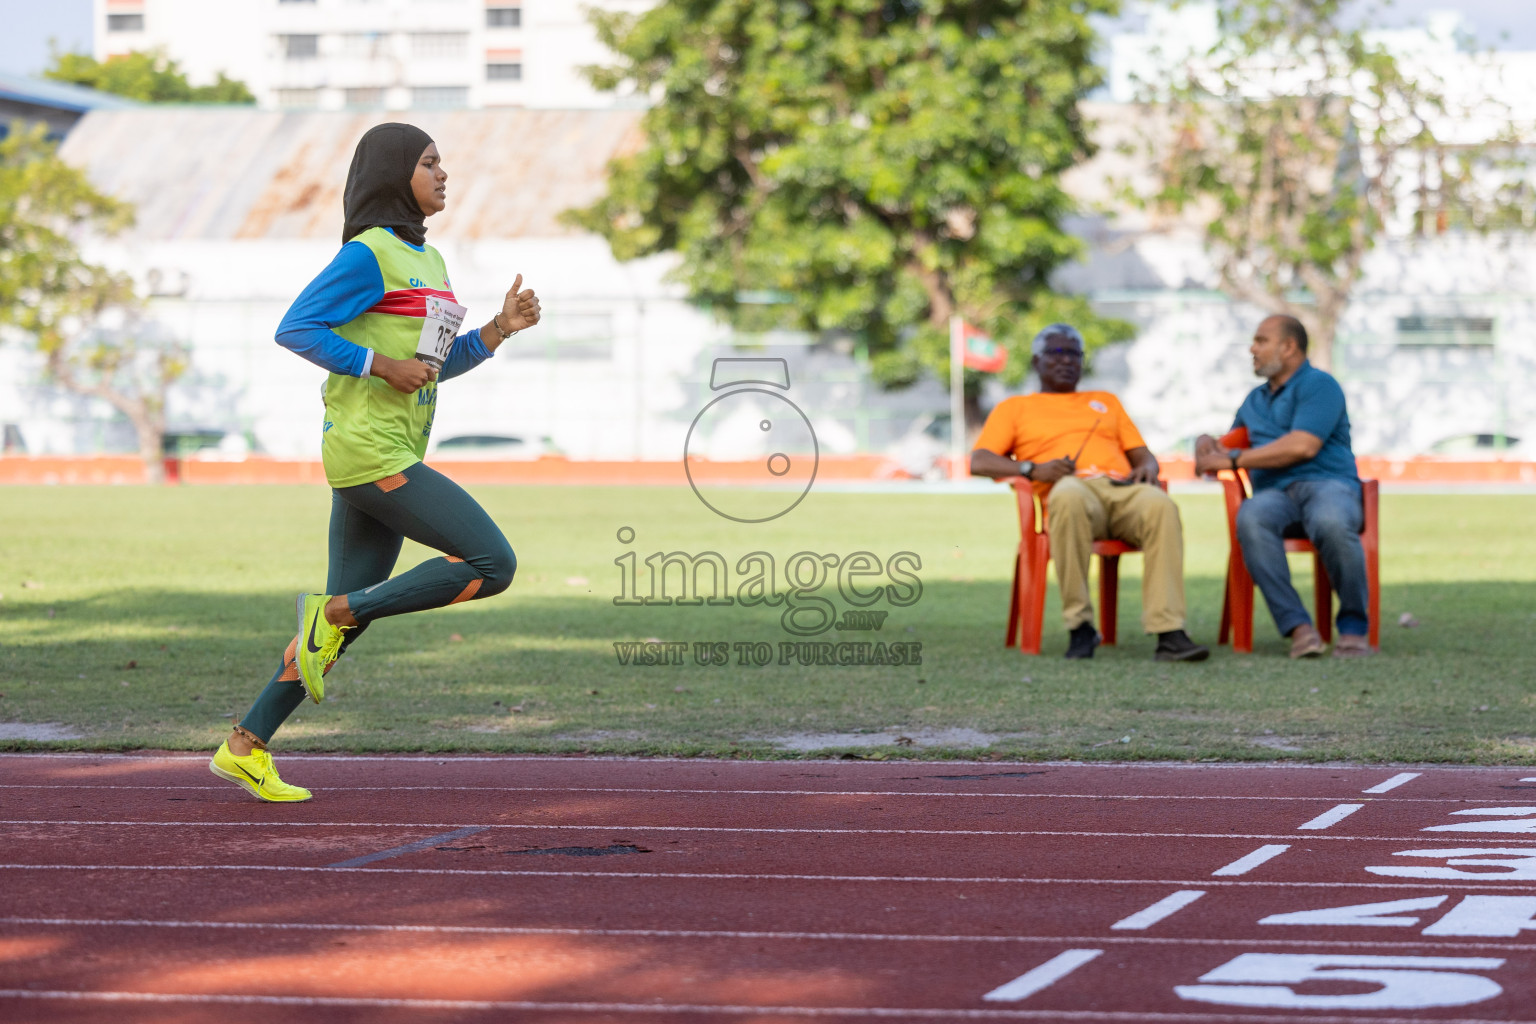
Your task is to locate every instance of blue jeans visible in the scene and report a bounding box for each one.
[1235,478,1368,638]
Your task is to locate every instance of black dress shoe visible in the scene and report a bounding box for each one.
[1065,623,1100,660]
[1154,629,1210,662]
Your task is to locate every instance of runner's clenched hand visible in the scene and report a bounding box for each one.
[372,353,437,394]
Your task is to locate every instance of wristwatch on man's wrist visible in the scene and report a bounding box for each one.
[1227,449,1243,470]
[1016,460,1036,480]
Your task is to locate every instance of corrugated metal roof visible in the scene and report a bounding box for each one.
[0,72,141,113]
[58,108,646,241]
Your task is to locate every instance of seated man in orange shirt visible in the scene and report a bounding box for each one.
[971,324,1208,661]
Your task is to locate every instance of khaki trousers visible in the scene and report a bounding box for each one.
[1046,475,1187,634]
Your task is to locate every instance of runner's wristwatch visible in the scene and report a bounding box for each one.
[1017,461,1036,480]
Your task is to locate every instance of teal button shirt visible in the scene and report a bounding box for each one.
[1233,361,1359,492]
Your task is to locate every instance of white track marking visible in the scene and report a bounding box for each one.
[0,783,1515,804]
[1109,891,1205,930]
[1259,896,1448,928]
[1363,773,1422,794]
[8,819,1531,843]
[1424,896,1536,937]
[327,827,487,868]
[1175,953,1504,1011]
[1425,808,1536,834]
[983,949,1103,1002]
[1212,845,1291,876]
[1369,848,1536,880]
[1299,804,1365,830]
[0,792,1511,804]
[7,862,1536,893]
[5,916,1535,954]
[2,990,1530,1023]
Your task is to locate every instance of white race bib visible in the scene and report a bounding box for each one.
[415,295,467,371]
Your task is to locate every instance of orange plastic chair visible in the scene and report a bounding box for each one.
[1004,477,1166,655]
[1215,428,1381,653]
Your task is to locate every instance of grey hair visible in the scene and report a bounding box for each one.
[1031,323,1085,357]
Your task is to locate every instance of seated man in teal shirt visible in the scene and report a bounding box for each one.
[1194,315,1369,659]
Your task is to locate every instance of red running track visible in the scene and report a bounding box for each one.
[4,755,1536,1022]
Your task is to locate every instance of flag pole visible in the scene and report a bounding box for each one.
[949,314,964,482]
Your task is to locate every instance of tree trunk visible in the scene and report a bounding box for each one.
[134,405,165,484]
[1306,315,1336,373]
[1285,302,1340,373]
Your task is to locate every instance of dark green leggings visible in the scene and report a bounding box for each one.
[240,462,515,742]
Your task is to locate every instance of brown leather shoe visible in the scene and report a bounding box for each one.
[1288,623,1325,659]
[1333,634,1374,658]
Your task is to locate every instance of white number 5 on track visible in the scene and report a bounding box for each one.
[1175,954,1505,1010]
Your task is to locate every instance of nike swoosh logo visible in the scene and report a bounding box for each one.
[306,612,325,655]
[236,763,264,786]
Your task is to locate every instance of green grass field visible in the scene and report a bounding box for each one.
[1,484,1533,762]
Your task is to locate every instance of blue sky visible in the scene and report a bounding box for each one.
[1,0,1533,79]
[1359,0,1536,47]
[1,0,92,77]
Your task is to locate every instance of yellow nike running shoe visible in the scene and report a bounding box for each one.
[208,740,312,802]
[296,593,350,704]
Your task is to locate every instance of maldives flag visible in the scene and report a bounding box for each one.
[959,320,1006,373]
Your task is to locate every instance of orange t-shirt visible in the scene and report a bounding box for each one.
[975,391,1147,496]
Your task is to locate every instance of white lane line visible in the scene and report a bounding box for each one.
[1109,891,1205,930]
[1211,844,1291,876]
[9,819,1530,844]
[5,990,1529,1023]
[1299,803,1366,830]
[0,783,1517,805]
[5,863,1536,893]
[6,917,1535,954]
[983,949,1102,1002]
[327,826,487,868]
[1364,773,1422,794]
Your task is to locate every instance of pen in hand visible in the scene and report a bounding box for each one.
[1068,416,1103,465]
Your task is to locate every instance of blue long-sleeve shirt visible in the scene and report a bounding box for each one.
[275,229,492,382]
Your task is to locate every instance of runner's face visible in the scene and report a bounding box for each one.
[411,143,447,216]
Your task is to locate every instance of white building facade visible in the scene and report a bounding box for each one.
[93,0,653,111]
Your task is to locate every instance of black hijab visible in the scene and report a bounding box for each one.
[341,123,435,247]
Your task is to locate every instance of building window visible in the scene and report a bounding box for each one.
[276,88,321,109]
[411,86,468,109]
[344,87,385,107]
[486,62,522,82]
[486,6,521,28]
[410,32,468,59]
[107,13,145,31]
[340,32,389,58]
[1395,316,1496,348]
[282,34,320,59]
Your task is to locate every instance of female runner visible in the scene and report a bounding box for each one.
[209,123,540,801]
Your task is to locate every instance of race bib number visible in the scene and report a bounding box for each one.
[415,295,467,371]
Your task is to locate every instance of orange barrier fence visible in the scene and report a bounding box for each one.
[0,454,891,486]
[1155,456,1536,485]
[2,454,1534,486]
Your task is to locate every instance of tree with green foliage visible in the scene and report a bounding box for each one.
[0,124,187,479]
[1131,0,1525,370]
[44,50,255,105]
[567,0,1133,421]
